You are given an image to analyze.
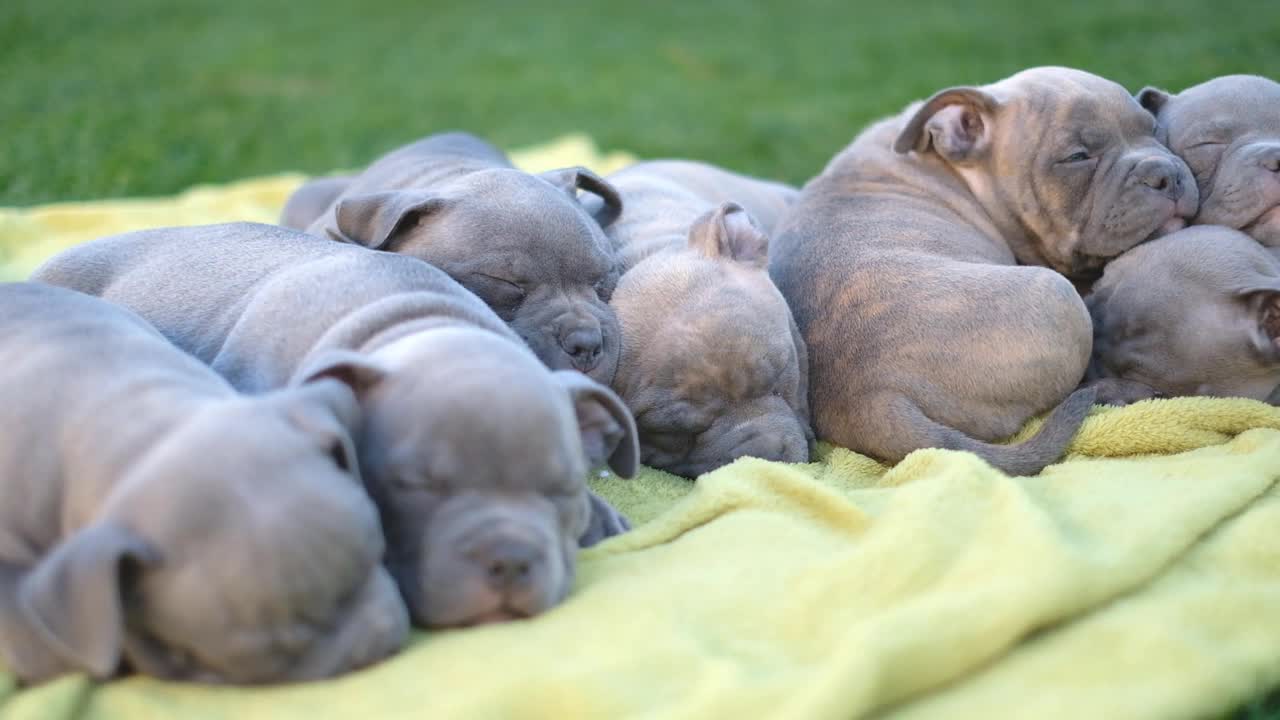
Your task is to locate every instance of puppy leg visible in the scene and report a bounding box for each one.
[579,491,631,547]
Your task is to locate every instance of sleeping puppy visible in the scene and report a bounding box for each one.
[32,223,639,629]
[1086,226,1280,404]
[770,67,1198,475]
[294,131,625,385]
[600,160,813,477]
[1138,75,1280,248]
[0,282,407,685]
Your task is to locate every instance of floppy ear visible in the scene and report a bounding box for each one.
[17,523,160,679]
[540,166,624,228]
[553,370,640,478]
[1235,285,1280,361]
[893,86,1000,163]
[285,378,366,481]
[292,349,390,396]
[332,190,448,250]
[1136,86,1173,117]
[687,202,770,268]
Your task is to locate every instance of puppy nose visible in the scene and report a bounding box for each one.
[560,326,603,371]
[1136,158,1183,199]
[481,539,544,592]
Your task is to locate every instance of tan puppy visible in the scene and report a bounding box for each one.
[770,67,1199,475]
[1086,226,1280,403]
[601,161,813,477]
[0,283,406,685]
[1138,75,1280,247]
[33,223,638,629]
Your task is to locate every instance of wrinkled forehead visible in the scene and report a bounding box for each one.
[1001,71,1154,139]
[1166,76,1280,138]
[453,171,613,281]
[381,381,585,493]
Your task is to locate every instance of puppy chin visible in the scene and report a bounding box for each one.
[1244,205,1280,246]
[1145,215,1188,242]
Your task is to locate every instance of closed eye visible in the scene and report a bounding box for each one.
[476,273,524,293]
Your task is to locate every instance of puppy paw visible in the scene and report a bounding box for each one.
[1084,377,1164,406]
[578,491,631,547]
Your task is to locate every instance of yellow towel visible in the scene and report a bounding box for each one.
[2,138,1279,720]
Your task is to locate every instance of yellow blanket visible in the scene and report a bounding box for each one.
[2,137,1279,720]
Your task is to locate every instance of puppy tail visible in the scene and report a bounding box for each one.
[945,387,1096,476]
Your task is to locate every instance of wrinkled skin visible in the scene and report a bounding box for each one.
[0,283,406,685]
[1139,75,1280,248]
[1086,226,1280,404]
[341,330,636,627]
[768,67,1198,475]
[303,132,624,385]
[32,223,639,631]
[602,162,812,477]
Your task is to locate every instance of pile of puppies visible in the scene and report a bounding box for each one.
[2,65,1275,686]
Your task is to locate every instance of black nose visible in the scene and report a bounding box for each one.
[1137,158,1183,199]
[481,539,543,592]
[560,326,603,371]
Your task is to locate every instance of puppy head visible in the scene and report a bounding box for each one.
[300,329,637,628]
[610,203,813,478]
[1138,75,1280,247]
[14,380,407,685]
[1088,226,1280,401]
[894,66,1199,278]
[327,167,624,385]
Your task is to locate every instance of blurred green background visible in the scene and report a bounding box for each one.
[3,0,1279,206]
[3,1,1279,716]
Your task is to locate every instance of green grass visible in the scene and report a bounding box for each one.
[3,1,1279,715]
[4,0,1280,206]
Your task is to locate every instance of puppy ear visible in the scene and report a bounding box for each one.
[687,202,770,268]
[894,87,1000,163]
[540,166,624,228]
[1235,285,1280,361]
[17,523,160,679]
[1136,86,1173,117]
[553,370,640,478]
[285,378,366,481]
[332,190,448,250]
[293,349,390,396]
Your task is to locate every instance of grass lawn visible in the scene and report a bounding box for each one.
[3,0,1279,716]
[4,0,1280,206]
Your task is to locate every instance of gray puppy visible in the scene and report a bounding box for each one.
[600,160,813,477]
[32,223,639,629]
[293,132,625,385]
[1138,75,1280,248]
[0,283,407,685]
[770,67,1199,475]
[1086,226,1280,403]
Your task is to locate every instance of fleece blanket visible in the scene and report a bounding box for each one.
[2,136,1279,720]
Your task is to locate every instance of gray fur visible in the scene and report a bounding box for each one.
[770,67,1199,475]
[295,132,624,384]
[1138,75,1280,247]
[1086,225,1280,403]
[0,282,406,685]
[279,174,353,230]
[603,160,814,477]
[32,223,639,628]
